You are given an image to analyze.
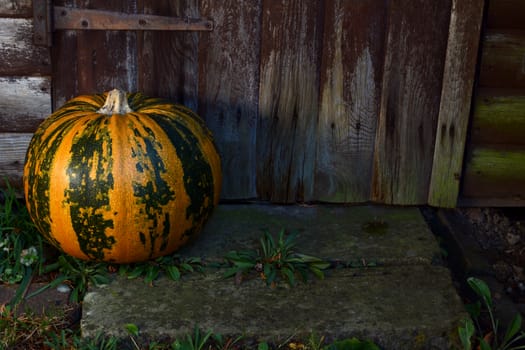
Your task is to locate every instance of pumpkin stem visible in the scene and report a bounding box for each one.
[97,89,133,115]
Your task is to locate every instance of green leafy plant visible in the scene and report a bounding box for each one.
[210,332,244,350]
[306,332,326,350]
[119,254,204,285]
[224,229,330,286]
[28,254,110,303]
[324,338,381,350]
[0,182,46,306]
[171,325,213,350]
[287,335,380,350]
[258,342,270,350]
[458,277,525,350]
[44,329,119,350]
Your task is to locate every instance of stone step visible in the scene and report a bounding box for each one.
[81,204,467,349]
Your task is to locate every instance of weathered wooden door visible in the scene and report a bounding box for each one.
[46,0,483,206]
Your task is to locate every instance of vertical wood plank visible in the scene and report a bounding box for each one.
[314,0,387,202]
[51,28,78,107]
[52,0,138,108]
[76,0,138,95]
[428,0,484,207]
[198,0,261,199]
[137,0,199,110]
[257,0,323,203]
[371,0,452,204]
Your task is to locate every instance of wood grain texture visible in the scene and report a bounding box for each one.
[1,0,494,206]
[314,0,386,202]
[486,0,525,30]
[0,133,32,190]
[479,29,525,89]
[458,197,525,207]
[52,0,138,108]
[198,0,261,199]
[372,0,451,205]
[428,0,484,208]
[462,145,525,200]
[469,89,525,145]
[137,0,199,110]
[0,76,51,132]
[51,28,77,107]
[257,0,323,203]
[0,0,31,17]
[0,18,51,75]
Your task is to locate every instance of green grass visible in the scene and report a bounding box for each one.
[223,229,330,287]
[458,277,525,350]
[0,181,381,349]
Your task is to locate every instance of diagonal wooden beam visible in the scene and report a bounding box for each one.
[428,0,484,208]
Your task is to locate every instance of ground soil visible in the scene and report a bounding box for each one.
[420,204,525,331]
[457,207,525,305]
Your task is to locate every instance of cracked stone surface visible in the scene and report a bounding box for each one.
[81,204,467,349]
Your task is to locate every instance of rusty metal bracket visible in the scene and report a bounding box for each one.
[33,2,214,47]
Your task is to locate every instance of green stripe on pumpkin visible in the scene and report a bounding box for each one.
[148,113,215,238]
[129,114,176,257]
[24,115,84,248]
[128,114,176,258]
[64,117,116,261]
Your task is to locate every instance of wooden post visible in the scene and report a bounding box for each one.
[428,0,484,208]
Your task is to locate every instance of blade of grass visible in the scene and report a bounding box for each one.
[9,267,33,307]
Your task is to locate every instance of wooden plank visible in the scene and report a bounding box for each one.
[51,28,78,107]
[77,28,138,94]
[257,0,323,203]
[52,0,138,107]
[0,0,31,17]
[462,145,525,200]
[0,76,51,133]
[314,0,387,202]
[197,0,261,199]
[458,197,525,207]
[137,0,199,110]
[469,89,525,145]
[371,0,452,205]
[0,133,32,191]
[486,0,525,30]
[479,29,525,89]
[428,0,484,208]
[0,18,51,75]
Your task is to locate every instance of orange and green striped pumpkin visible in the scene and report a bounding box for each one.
[23,89,221,263]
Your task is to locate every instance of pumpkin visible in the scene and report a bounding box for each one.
[23,89,221,263]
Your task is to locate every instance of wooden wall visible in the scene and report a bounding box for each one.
[0,0,52,190]
[0,0,484,207]
[460,0,525,206]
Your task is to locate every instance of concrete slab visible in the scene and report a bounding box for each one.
[81,204,467,349]
[179,204,441,265]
